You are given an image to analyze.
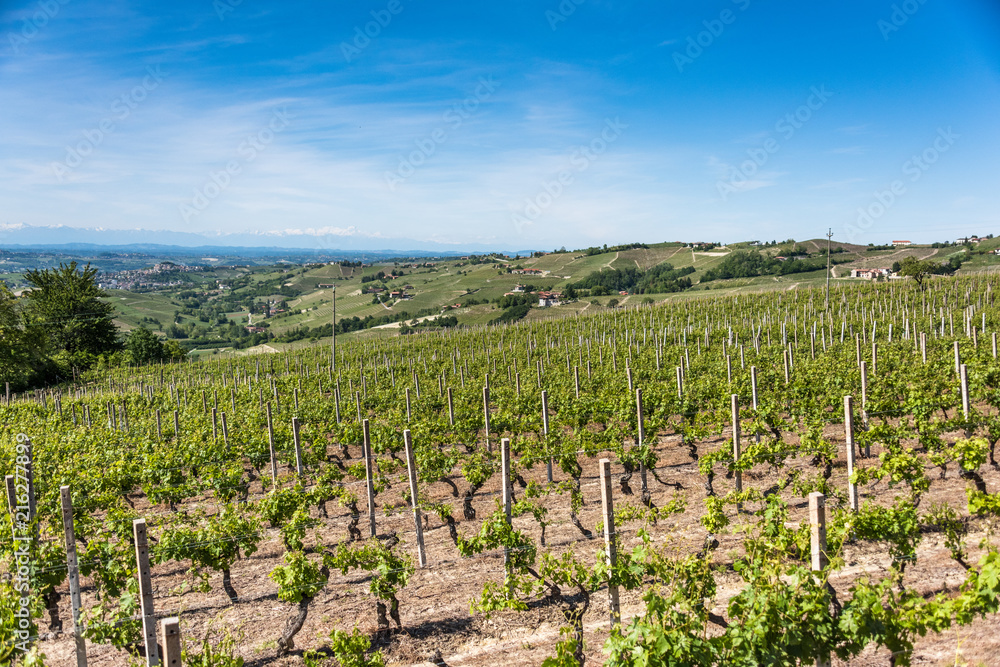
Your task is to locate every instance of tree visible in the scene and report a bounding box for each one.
[898,256,934,287]
[126,327,164,365]
[162,340,188,361]
[22,262,119,363]
[0,283,44,389]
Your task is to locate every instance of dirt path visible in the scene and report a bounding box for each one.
[373,313,442,329]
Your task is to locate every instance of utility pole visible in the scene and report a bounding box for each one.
[825,228,833,310]
[331,278,337,373]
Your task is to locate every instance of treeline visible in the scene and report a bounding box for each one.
[401,315,460,333]
[571,263,696,295]
[700,251,846,282]
[581,242,650,256]
[489,304,531,325]
[274,309,416,342]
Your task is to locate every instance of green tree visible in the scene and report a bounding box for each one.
[162,340,188,361]
[898,256,934,287]
[0,283,43,389]
[22,262,119,363]
[126,327,164,364]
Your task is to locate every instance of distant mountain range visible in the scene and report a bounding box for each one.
[0,224,537,257]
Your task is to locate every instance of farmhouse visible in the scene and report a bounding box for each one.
[537,290,563,307]
[892,240,912,247]
[850,268,891,280]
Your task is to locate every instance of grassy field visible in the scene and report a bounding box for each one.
[106,291,181,333]
[95,239,1000,355]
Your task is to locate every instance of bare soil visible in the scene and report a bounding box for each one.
[34,413,1000,666]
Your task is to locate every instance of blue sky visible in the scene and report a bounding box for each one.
[1,0,998,249]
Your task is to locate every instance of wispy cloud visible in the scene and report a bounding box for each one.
[0,0,996,247]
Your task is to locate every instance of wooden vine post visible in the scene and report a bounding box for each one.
[809,492,830,667]
[809,491,828,570]
[292,416,303,475]
[160,618,181,667]
[599,458,620,627]
[133,518,160,666]
[731,394,742,496]
[960,364,970,422]
[483,385,491,452]
[636,387,647,494]
[403,430,427,567]
[362,418,377,538]
[60,486,87,667]
[447,387,455,426]
[541,390,552,483]
[844,396,859,511]
[501,437,512,577]
[266,403,278,484]
[860,360,869,430]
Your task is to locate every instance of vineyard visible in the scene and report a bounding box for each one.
[5,275,1000,666]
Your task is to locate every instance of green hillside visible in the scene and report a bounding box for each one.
[94,238,1000,356]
